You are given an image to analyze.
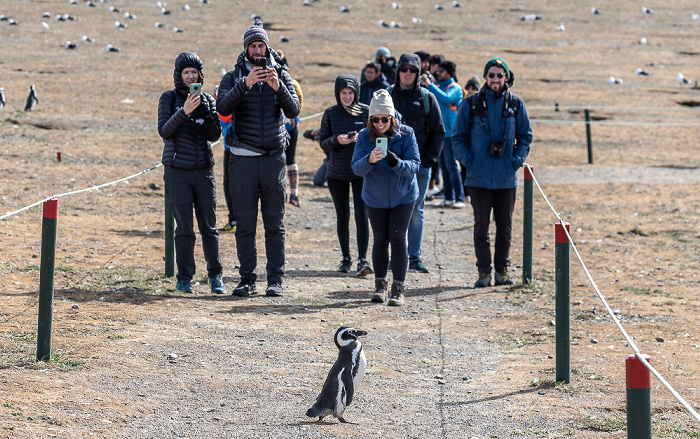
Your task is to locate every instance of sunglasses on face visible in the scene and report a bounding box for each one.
[488,72,507,79]
[371,116,391,124]
[398,67,418,74]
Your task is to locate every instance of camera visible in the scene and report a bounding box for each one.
[489,140,506,158]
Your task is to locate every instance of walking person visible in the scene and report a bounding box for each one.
[157,51,225,294]
[319,75,372,276]
[217,19,301,297]
[452,57,533,287]
[351,89,420,307]
[359,61,390,105]
[388,53,445,274]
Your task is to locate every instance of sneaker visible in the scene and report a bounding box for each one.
[220,222,236,233]
[338,257,352,273]
[356,258,373,277]
[371,279,388,303]
[265,281,283,297]
[408,260,430,273]
[452,201,466,209]
[208,274,226,294]
[232,279,257,297]
[176,279,193,293]
[494,269,515,286]
[426,186,442,197]
[474,272,492,288]
[288,194,300,207]
[387,283,405,307]
[435,199,454,207]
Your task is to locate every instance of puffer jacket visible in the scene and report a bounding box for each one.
[350,124,420,209]
[428,77,462,137]
[319,75,369,181]
[452,87,533,189]
[216,48,300,153]
[359,72,389,105]
[158,55,221,170]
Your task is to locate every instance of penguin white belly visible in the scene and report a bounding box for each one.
[334,367,347,417]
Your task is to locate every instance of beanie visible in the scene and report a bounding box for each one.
[369,89,395,117]
[438,60,457,78]
[376,46,391,59]
[243,19,269,49]
[466,76,481,89]
[483,57,510,80]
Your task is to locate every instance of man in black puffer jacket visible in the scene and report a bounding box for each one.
[217,19,300,298]
[157,51,224,294]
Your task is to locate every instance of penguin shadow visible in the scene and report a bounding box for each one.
[292,419,358,426]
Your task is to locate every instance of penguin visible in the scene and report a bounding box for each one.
[25,85,38,111]
[306,326,367,423]
[0,87,5,112]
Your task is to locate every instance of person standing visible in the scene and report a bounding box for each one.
[452,57,533,287]
[374,46,398,85]
[359,61,390,105]
[319,75,372,276]
[414,50,435,86]
[351,89,420,307]
[277,50,304,208]
[157,51,225,294]
[388,53,445,274]
[216,19,301,297]
[425,60,465,208]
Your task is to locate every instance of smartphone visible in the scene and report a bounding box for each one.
[376,137,388,157]
[347,131,357,138]
[254,57,267,68]
[189,83,202,97]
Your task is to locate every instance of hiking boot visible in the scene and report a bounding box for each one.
[208,274,226,294]
[176,279,193,293]
[356,258,373,277]
[494,269,515,286]
[387,282,405,307]
[371,279,388,303]
[265,281,283,297]
[232,279,256,297]
[474,272,492,288]
[408,260,429,273]
[288,194,300,207]
[338,257,352,273]
[220,222,236,233]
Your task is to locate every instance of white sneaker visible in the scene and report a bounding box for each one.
[436,199,454,207]
[426,186,442,197]
[452,201,466,208]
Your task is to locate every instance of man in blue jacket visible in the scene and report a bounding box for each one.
[452,57,533,288]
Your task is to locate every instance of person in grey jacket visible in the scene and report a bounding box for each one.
[217,19,301,298]
[157,51,224,295]
[452,57,533,288]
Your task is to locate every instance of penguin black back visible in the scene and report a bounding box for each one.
[25,84,37,111]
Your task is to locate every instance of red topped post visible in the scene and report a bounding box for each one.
[626,354,652,439]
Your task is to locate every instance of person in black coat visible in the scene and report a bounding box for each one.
[157,51,224,294]
[319,75,372,276]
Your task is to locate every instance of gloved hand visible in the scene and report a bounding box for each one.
[384,150,399,167]
[193,96,210,118]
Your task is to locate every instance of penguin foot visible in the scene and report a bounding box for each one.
[339,417,348,423]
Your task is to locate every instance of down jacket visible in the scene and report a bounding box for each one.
[216,48,300,153]
[319,75,369,181]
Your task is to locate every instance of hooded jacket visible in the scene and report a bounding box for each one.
[428,77,463,137]
[158,52,221,170]
[359,72,390,105]
[319,75,369,181]
[388,53,445,169]
[216,47,300,154]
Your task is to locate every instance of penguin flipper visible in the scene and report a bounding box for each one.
[342,367,355,407]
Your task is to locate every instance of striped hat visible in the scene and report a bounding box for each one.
[243,19,269,49]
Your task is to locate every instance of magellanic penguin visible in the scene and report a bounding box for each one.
[306,326,367,423]
[24,85,38,111]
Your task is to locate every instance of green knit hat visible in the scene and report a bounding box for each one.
[483,57,510,80]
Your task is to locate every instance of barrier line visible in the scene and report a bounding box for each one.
[0,163,163,221]
[299,111,324,122]
[531,120,700,127]
[524,163,700,424]
[529,105,698,111]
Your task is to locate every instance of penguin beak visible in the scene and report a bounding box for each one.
[351,330,367,338]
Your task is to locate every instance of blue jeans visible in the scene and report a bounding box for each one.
[439,137,464,202]
[407,166,431,263]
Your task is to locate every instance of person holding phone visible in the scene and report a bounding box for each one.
[319,75,372,276]
[157,51,225,294]
[351,89,420,306]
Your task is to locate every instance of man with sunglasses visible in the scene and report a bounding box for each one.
[452,57,533,288]
[388,53,445,274]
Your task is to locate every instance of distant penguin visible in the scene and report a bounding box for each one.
[306,327,367,423]
[25,85,38,111]
[65,41,79,49]
[0,87,5,111]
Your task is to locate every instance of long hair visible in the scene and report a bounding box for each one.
[367,116,399,140]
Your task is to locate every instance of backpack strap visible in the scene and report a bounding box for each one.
[387,84,430,117]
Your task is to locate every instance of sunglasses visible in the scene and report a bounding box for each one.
[488,72,507,79]
[398,67,418,74]
[371,116,391,124]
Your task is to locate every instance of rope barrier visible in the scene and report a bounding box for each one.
[0,163,163,221]
[531,120,700,127]
[529,105,699,111]
[299,111,324,122]
[524,163,700,424]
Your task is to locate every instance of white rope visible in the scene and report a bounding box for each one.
[531,119,700,127]
[524,163,700,424]
[529,105,699,111]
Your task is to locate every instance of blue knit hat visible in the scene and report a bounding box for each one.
[376,46,391,59]
[243,19,269,49]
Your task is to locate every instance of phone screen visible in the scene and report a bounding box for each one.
[190,83,202,97]
[376,137,388,157]
[254,57,267,68]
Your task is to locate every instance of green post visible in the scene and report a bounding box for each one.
[626,354,652,439]
[585,109,593,164]
[164,192,175,277]
[522,165,533,285]
[37,199,58,362]
[555,222,570,383]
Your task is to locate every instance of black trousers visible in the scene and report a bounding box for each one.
[223,148,236,225]
[228,152,286,284]
[327,177,369,261]
[163,166,222,281]
[366,202,415,283]
[466,186,517,274]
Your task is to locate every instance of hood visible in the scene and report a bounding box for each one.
[173,51,204,93]
[395,53,421,88]
[334,74,360,106]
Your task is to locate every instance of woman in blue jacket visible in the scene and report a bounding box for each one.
[351,89,420,306]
